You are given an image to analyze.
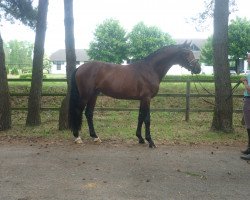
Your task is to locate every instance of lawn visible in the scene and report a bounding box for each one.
[2,75,247,146]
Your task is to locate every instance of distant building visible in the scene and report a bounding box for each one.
[49,49,89,74]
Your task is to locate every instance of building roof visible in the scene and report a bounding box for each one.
[50,49,89,61]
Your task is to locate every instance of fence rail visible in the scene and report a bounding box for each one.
[8,79,243,121]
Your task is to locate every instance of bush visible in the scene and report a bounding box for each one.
[10,68,19,75]
[163,74,242,83]
[19,73,32,79]
[19,74,47,79]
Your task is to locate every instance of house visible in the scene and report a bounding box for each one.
[49,49,89,74]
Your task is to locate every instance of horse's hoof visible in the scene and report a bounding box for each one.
[149,143,157,148]
[138,138,145,144]
[74,137,83,144]
[93,137,102,144]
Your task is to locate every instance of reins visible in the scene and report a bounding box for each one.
[225,80,241,101]
[193,75,242,106]
[193,74,216,106]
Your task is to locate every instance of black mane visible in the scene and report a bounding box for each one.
[131,44,182,65]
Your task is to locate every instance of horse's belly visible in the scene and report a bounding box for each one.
[101,88,140,100]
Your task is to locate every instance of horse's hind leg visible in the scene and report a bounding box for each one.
[73,103,86,144]
[85,95,101,143]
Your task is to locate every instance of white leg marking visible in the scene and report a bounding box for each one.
[74,137,83,144]
[93,137,102,143]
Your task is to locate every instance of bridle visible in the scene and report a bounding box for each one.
[189,58,199,67]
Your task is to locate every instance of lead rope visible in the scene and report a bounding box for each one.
[193,75,242,105]
[225,80,241,101]
[193,75,215,106]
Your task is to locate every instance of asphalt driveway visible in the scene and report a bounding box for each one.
[0,140,249,200]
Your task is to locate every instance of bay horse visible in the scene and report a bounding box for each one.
[69,42,201,148]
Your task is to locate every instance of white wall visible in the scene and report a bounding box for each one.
[50,62,84,74]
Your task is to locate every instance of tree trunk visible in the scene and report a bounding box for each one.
[211,0,233,132]
[26,0,48,126]
[58,0,76,130]
[0,33,11,131]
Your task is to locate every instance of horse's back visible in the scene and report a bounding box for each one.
[75,62,135,98]
[75,61,160,100]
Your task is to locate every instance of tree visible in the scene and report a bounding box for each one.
[0,33,11,130]
[88,18,128,64]
[0,0,37,28]
[127,22,175,61]
[0,0,37,131]
[26,0,48,126]
[211,0,233,132]
[228,17,250,72]
[5,40,33,72]
[200,17,250,68]
[58,0,76,130]
[200,36,213,66]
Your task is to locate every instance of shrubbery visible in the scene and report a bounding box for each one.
[19,73,47,79]
[163,74,243,82]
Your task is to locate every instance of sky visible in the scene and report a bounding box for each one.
[0,0,249,55]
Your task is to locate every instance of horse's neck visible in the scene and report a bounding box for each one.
[149,50,178,81]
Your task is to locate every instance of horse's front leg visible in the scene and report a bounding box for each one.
[139,98,156,148]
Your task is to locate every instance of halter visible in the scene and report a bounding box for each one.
[189,58,199,67]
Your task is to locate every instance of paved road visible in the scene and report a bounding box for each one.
[0,141,249,200]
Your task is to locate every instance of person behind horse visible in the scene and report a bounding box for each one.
[240,72,250,160]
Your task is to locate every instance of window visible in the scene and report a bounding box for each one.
[54,61,64,70]
[57,63,61,70]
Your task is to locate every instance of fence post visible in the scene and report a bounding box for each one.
[185,80,191,122]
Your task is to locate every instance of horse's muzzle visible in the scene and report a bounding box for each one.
[191,60,201,74]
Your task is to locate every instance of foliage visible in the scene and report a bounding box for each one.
[127,22,175,61]
[19,73,46,79]
[200,36,213,65]
[162,74,242,82]
[88,18,128,64]
[228,17,250,60]
[19,73,32,79]
[10,67,18,75]
[200,17,250,66]
[43,56,52,73]
[5,40,33,71]
[190,0,237,32]
[0,0,37,29]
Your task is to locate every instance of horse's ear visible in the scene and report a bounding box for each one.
[183,40,187,46]
[182,40,192,49]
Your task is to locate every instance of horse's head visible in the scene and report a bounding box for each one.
[177,42,201,74]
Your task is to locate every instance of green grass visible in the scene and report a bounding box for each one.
[2,110,246,146]
[2,76,248,145]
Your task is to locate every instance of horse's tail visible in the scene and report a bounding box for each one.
[68,69,83,137]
